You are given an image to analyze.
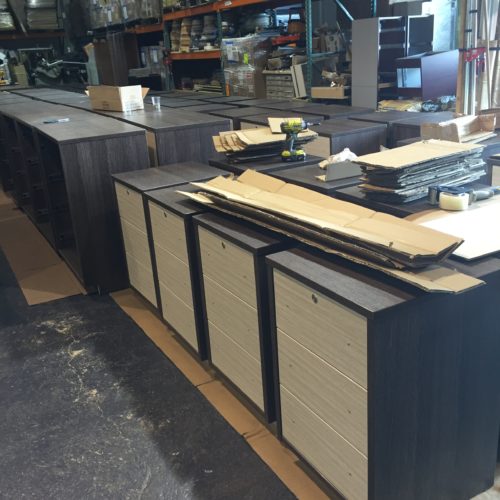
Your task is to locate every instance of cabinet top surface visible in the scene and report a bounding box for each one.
[113,162,227,191]
[146,183,208,216]
[236,98,289,107]
[201,95,253,103]
[208,106,279,119]
[392,111,457,126]
[350,111,418,124]
[270,164,360,193]
[311,118,387,135]
[242,111,324,126]
[291,103,373,118]
[194,212,286,253]
[209,155,323,174]
[183,103,238,113]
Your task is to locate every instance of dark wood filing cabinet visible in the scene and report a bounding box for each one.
[390,111,456,144]
[267,247,500,500]
[193,213,289,421]
[202,95,255,104]
[238,111,322,130]
[0,99,150,293]
[306,119,388,158]
[112,162,228,310]
[207,106,279,130]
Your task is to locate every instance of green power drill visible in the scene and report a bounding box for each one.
[280,119,313,162]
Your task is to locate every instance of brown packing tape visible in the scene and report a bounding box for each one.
[180,190,484,293]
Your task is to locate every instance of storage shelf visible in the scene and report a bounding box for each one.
[0,30,65,40]
[163,0,287,21]
[170,50,221,60]
[127,23,163,34]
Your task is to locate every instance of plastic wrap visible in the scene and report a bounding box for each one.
[26,0,57,8]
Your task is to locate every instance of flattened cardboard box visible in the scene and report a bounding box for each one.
[420,114,496,143]
[355,139,483,170]
[87,85,149,112]
[178,170,483,293]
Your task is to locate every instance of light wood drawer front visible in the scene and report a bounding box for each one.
[278,329,367,455]
[209,321,264,410]
[155,244,193,308]
[274,270,367,388]
[198,227,256,308]
[160,282,198,350]
[281,386,368,500]
[121,218,152,269]
[203,275,260,361]
[303,135,330,159]
[126,252,156,305]
[149,202,189,264]
[115,183,146,232]
[240,121,260,130]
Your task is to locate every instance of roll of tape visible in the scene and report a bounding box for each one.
[439,192,469,211]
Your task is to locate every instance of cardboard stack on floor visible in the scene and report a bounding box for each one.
[355,140,486,203]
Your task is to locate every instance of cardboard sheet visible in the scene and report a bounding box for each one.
[178,170,484,292]
[420,114,496,143]
[355,139,483,170]
[0,207,83,305]
[407,196,500,260]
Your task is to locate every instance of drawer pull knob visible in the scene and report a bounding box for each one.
[221,241,226,249]
[311,293,318,304]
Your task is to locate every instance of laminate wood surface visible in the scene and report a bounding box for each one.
[115,182,148,232]
[269,164,360,194]
[203,274,260,360]
[274,268,368,388]
[280,386,368,500]
[239,111,323,129]
[208,154,323,175]
[113,162,227,192]
[144,96,204,108]
[267,247,500,500]
[207,106,280,129]
[208,320,265,410]
[390,111,456,143]
[120,217,152,268]
[203,95,255,104]
[235,98,290,107]
[124,251,156,304]
[180,103,237,113]
[278,328,368,454]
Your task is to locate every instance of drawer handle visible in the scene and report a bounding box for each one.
[221,241,226,250]
[126,189,130,195]
[163,212,167,218]
[311,293,318,304]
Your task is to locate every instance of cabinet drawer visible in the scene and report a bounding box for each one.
[302,135,330,159]
[160,283,198,350]
[149,201,189,264]
[121,218,152,269]
[281,386,368,500]
[126,252,156,305]
[198,226,256,308]
[204,275,260,361]
[115,182,146,232]
[274,270,367,388]
[278,329,367,455]
[240,122,260,130]
[209,320,264,410]
[155,244,193,308]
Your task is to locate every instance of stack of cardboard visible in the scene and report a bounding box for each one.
[213,125,318,161]
[178,170,483,293]
[355,140,486,203]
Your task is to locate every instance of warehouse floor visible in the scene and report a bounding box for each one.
[1,169,500,500]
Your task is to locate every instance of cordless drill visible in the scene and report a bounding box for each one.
[280,119,309,162]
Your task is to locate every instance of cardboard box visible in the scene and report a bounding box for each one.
[87,85,149,112]
[311,86,350,100]
[420,114,497,143]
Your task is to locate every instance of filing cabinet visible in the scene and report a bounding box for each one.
[304,119,388,159]
[208,107,279,130]
[145,185,210,358]
[112,162,227,308]
[194,213,289,420]
[266,248,500,500]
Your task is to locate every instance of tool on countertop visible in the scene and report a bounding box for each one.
[428,184,500,211]
[280,118,320,162]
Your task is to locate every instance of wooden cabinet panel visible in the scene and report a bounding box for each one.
[149,201,189,264]
[198,226,256,308]
[155,244,193,308]
[160,282,198,350]
[120,218,152,269]
[209,320,264,410]
[281,386,368,500]
[274,270,367,388]
[278,329,367,455]
[302,135,330,158]
[203,274,260,361]
[125,252,156,305]
[115,183,147,232]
